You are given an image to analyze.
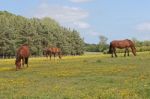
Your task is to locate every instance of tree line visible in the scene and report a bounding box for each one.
[85,36,150,53]
[0,11,84,58]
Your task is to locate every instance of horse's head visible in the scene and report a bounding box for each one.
[128,40,137,56]
[15,60,21,67]
[45,51,49,57]
[15,56,21,70]
[43,49,46,56]
[132,46,137,56]
[43,48,47,54]
[43,48,49,57]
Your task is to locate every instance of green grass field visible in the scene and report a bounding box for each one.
[0,52,150,99]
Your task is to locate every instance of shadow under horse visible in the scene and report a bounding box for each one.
[108,39,136,57]
[43,47,62,60]
[15,44,30,70]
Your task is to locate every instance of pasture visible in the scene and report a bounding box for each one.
[0,52,150,99]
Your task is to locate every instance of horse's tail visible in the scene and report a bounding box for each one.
[25,57,28,64]
[108,43,112,54]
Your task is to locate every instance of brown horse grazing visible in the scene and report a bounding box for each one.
[108,39,136,57]
[15,44,30,70]
[44,47,62,60]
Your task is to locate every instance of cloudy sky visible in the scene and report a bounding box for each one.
[0,0,150,43]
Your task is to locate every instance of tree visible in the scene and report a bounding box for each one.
[0,11,85,58]
[98,35,108,52]
[84,43,99,52]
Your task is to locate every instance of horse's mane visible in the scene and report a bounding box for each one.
[126,39,134,44]
[125,39,131,41]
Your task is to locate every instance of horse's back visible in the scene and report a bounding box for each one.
[110,39,132,48]
[55,48,61,52]
[18,45,30,57]
[49,47,61,53]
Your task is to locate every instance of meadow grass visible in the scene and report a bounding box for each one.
[0,52,150,99]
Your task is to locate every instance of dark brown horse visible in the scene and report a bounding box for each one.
[15,44,30,70]
[109,39,136,57]
[44,47,62,60]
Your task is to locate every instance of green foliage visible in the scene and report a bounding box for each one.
[84,43,99,52]
[0,11,84,57]
[136,46,150,52]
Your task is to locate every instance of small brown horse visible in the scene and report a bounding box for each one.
[15,44,30,70]
[44,47,62,60]
[109,39,136,57]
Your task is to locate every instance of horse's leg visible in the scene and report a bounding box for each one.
[57,52,59,59]
[124,49,126,57]
[127,48,130,56]
[124,48,127,57]
[114,48,117,57]
[18,61,21,69]
[46,54,48,59]
[58,52,61,59]
[22,58,25,68]
[25,57,29,67]
[111,48,114,57]
[50,53,52,60]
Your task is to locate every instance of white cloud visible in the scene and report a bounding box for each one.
[73,21,90,29]
[136,22,150,32]
[69,0,93,3]
[32,3,90,29]
[83,29,101,36]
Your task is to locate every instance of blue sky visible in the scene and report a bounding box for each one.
[0,0,150,44]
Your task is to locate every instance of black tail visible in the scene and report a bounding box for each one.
[25,57,28,64]
[108,43,112,54]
